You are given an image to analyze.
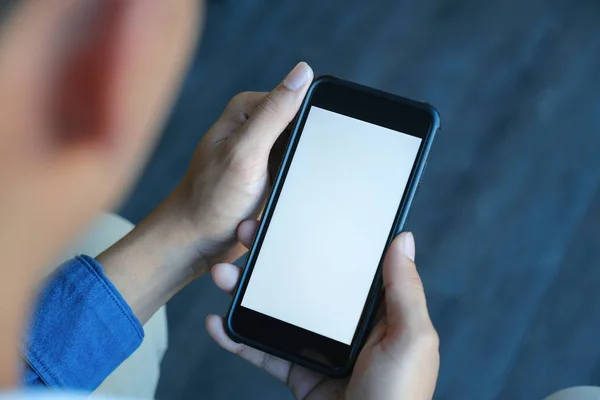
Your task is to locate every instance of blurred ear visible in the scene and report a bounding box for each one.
[0,0,201,273]
[0,0,202,385]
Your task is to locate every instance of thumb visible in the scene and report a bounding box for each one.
[236,62,313,154]
[382,232,435,334]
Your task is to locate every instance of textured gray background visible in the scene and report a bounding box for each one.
[118,0,600,399]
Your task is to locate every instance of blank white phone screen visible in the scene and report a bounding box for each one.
[241,107,422,345]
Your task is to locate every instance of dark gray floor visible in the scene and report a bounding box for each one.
[119,0,600,399]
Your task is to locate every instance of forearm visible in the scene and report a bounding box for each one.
[97,188,245,324]
[97,195,199,324]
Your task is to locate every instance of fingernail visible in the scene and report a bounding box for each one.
[400,232,416,261]
[283,62,311,91]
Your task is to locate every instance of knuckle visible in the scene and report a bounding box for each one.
[223,92,255,127]
[409,275,425,292]
[235,344,247,357]
[404,265,425,291]
[228,91,253,108]
[259,352,271,370]
[257,92,280,115]
[229,111,250,127]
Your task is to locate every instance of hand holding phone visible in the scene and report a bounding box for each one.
[222,76,439,376]
[208,230,439,400]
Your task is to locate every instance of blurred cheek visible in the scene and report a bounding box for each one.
[0,159,109,273]
[0,2,58,173]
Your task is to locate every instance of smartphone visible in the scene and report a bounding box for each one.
[226,76,440,377]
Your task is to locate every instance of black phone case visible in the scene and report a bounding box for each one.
[225,75,440,377]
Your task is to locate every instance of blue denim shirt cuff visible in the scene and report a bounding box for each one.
[23,255,144,391]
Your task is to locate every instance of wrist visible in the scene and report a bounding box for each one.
[165,180,248,267]
[145,188,213,275]
[97,196,208,324]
